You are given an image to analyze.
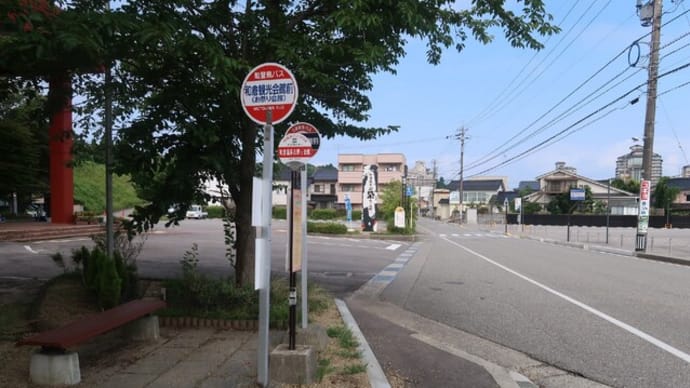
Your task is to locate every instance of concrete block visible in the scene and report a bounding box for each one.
[30,350,81,385]
[296,324,329,353]
[124,316,160,341]
[269,344,316,385]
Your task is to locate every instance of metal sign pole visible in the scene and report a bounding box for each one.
[257,112,273,387]
[300,166,308,329]
[288,170,299,349]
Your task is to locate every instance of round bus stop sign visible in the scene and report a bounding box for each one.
[285,122,320,157]
[241,63,298,125]
[278,133,315,168]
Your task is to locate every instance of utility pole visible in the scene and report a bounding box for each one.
[456,127,468,222]
[431,159,437,219]
[636,0,662,252]
[640,0,662,185]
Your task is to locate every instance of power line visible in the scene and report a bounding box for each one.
[466,2,581,127]
[464,25,690,173]
[470,0,603,127]
[465,60,690,177]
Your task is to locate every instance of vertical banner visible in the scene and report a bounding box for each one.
[362,164,378,231]
[638,179,651,234]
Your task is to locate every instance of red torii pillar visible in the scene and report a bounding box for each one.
[47,75,74,224]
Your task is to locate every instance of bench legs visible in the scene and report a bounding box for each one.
[30,349,81,386]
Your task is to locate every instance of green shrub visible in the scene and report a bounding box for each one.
[351,210,361,220]
[206,205,225,219]
[273,206,287,219]
[98,257,122,309]
[307,221,347,234]
[310,208,338,220]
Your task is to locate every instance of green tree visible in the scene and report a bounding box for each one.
[522,201,542,215]
[0,82,49,211]
[437,177,448,189]
[653,177,680,224]
[547,186,594,215]
[2,1,558,287]
[611,178,640,194]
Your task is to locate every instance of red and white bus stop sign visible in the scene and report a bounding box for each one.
[285,122,320,157]
[278,133,316,168]
[241,63,298,125]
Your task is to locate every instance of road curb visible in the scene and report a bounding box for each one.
[334,298,391,388]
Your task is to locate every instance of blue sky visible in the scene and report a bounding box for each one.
[308,1,690,189]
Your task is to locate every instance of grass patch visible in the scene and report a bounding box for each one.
[343,363,367,375]
[316,358,336,381]
[74,161,144,212]
[327,325,358,350]
[0,303,29,341]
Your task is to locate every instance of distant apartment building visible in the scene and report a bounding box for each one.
[615,145,662,184]
[337,153,406,209]
[407,161,436,210]
[683,165,690,178]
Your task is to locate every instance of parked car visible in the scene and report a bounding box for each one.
[185,204,208,219]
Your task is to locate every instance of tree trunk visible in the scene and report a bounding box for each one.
[233,122,258,287]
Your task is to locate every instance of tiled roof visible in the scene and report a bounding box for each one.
[312,166,338,181]
[447,179,504,192]
[668,178,690,190]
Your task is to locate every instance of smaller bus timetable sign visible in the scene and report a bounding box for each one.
[241,63,298,125]
[278,133,315,168]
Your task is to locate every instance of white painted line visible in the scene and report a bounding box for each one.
[452,233,459,237]
[440,234,447,238]
[412,333,522,388]
[386,263,404,269]
[442,236,690,364]
[378,270,398,277]
[23,245,42,254]
[335,299,391,388]
[386,243,401,251]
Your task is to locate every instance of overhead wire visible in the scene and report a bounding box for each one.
[463,11,690,173]
[464,60,690,177]
[469,0,602,127]
[465,2,581,127]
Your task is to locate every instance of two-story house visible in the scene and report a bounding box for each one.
[337,153,406,210]
[310,165,338,209]
[525,162,638,214]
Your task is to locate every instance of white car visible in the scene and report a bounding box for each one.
[185,205,208,219]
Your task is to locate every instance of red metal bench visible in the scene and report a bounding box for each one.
[17,298,166,351]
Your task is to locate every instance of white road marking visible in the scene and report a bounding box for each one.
[440,234,447,238]
[23,245,43,254]
[442,236,690,364]
[386,243,401,251]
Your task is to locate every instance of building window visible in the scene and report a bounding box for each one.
[314,185,322,193]
[330,184,336,194]
[341,184,357,192]
[341,164,357,172]
[381,164,399,172]
[686,194,690,202]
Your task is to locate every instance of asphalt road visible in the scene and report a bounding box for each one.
[0,219,406,296]
[382,218,690,388]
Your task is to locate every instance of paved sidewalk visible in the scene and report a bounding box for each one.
[482,223,690,265]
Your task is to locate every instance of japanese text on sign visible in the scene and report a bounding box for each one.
[243,83,295,104]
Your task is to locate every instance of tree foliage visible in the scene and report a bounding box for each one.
[653,177,680,214]
[1,0,558,286]
[0,81,49,209]
[546,186,594,215]
[611,178,639,194]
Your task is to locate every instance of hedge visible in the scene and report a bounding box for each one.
[307,221,347,234]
